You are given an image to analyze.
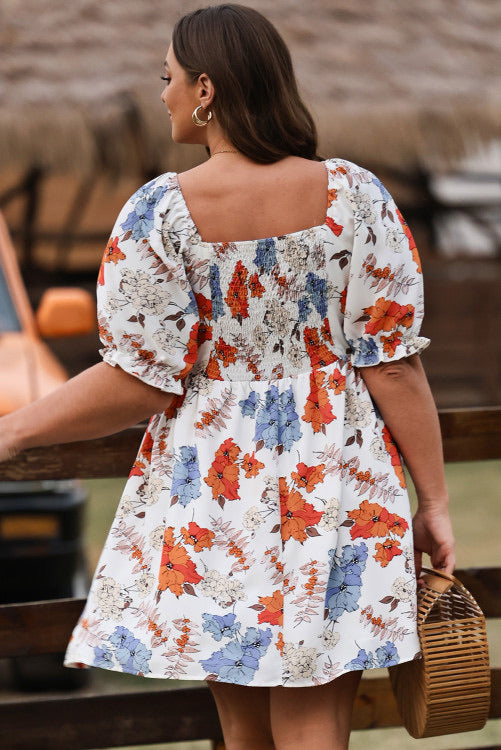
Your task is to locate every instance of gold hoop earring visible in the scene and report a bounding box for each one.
[192,105,212,127]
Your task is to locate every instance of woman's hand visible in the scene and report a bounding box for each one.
[412,504,455,578]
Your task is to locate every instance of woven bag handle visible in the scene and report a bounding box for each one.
[417,567,457,623]
[420,567,455,594]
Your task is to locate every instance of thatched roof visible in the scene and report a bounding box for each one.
[1,0,499,175]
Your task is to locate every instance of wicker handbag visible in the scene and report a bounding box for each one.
[388,567,491,738]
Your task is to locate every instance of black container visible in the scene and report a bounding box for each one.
[0,480,89,689]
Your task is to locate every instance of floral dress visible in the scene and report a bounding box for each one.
[64,157,429,687]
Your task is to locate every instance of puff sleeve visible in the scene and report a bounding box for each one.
[340,166,430,367]
[96,176,199,394]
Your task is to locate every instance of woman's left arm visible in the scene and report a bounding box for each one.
[0,361,175,463]
[358,354,456,576]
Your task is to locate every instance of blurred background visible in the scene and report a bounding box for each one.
[0,1,499,748]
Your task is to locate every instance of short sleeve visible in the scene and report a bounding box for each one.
[340,165,430,367]
[96,176,199,394]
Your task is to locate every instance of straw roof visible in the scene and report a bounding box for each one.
[1,0,499,175]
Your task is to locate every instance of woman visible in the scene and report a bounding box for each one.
[0,5,454,749]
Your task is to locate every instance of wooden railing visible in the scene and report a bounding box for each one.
[0,406,500,750]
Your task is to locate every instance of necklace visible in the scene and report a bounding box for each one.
[210,149,239,157]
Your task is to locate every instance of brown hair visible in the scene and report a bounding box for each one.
[172,4,322,163]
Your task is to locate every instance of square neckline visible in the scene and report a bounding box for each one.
[174,158,333,248]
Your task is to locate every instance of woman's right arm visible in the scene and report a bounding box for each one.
[0,361,175,463]
[359,354,455,577]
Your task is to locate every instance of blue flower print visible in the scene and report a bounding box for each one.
[253,238,277,273]
[278,387,302,450]
[202,613,241,642]
[171,445,201,507]
[126,640,153,675]
[371,176,392,204]
[298,295,311,323]
[338,542,368,576]
[116,636,152,675]
[241,627,272,658]
[121,191,163,241]
[350,336,379,366]
[209,265,225,321]
[325,565,363,621]
[375,641,399,667]
[184,289,199,316]
[345,648,375,671]
[93,645,114,670]
[200,641,259,685]
[239,391,258,417]
[254,386,279,449]
[109,625,135,650]
[305,273,328,318]
[135,182,170,205]
[108,626,152,675]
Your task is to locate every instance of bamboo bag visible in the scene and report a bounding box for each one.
[389,568,491,738]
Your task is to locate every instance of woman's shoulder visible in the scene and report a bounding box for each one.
[324,157,395,205]
[123,172,179,211]
[116,172,193,238]
[324,156,378,185]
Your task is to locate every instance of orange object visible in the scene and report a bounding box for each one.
[0,210,96,414]
[36,287,95,338]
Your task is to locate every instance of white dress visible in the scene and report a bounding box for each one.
[64,158,428,686]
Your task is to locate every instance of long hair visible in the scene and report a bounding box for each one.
[172,4,322,163]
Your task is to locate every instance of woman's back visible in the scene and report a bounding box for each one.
[177,155,329,243]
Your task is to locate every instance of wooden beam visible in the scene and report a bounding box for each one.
[0,407,499,482]
[0,671,499,750]
[440,407,501,462]
[0,686,223,750]
[0,426,144,481]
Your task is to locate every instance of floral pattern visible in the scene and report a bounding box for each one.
[64,157,427,686]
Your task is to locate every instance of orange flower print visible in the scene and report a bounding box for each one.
[374,538,402,567]
[138,429,154,464]
[204,441,241,501]
[275,632,285,655]
[195,292,212,320]
[280,477,323,543]
[326,188,338,207]
[216,438,241,465]
[181,522,215,552]
[248,273,265,298]
[382,426,406,489]
[386,513,409,538]
[325,215,343,236]
[381,331,402,358]
[303,326,337,368]
[225,260,249,319]
[176,321,199,381]
[214,337,238,368]
[364,297,415,336]
[302,370,336,433]
[339,286,347,315]
[258,590,284,626]
[321,317,335,346]
[396,207,422,273]
[348,499,395,540]
[291,462,326,493]
[97,236,126,285]
[328,368,346,394]
[206,354,223,380]
[396,304,415,329]
[158,530,202,596]
[242,452,265,478]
